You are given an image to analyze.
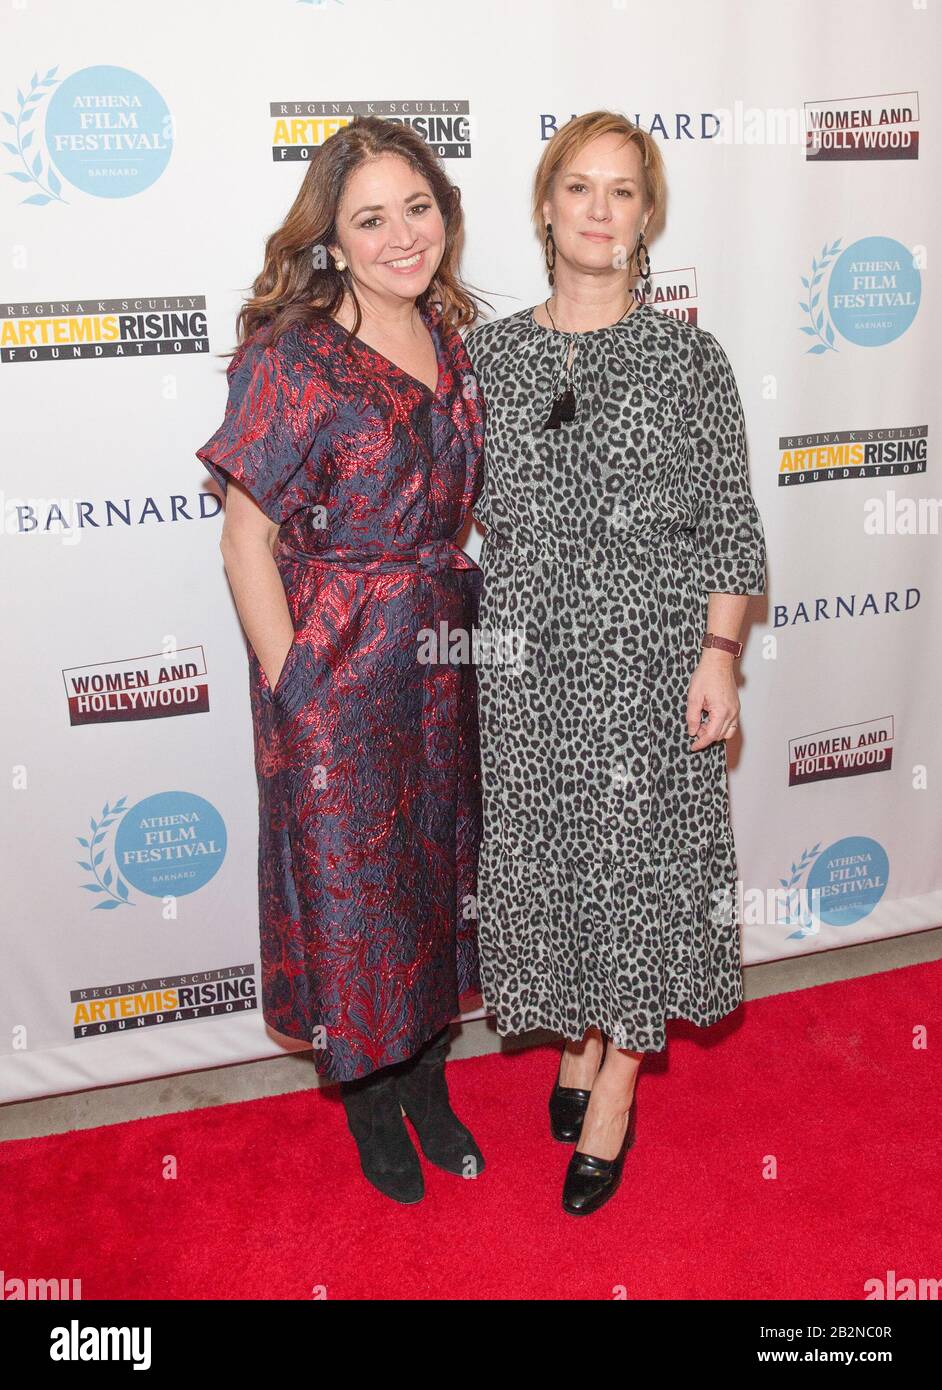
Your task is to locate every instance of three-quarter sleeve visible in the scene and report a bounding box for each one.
[196,329,310,524]
[463,323,493,533]
[686,330,768,596]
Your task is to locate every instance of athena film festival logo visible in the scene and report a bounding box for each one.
[798,235,922,353]
[3,63,173,205]
[75,791,227,909]
[773,836,889,942]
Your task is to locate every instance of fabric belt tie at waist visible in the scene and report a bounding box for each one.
[278,539,480,575]
[484,528,697,562]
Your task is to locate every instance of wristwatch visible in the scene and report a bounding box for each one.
[702,632,743,658]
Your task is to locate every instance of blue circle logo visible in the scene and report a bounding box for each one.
[44,65,173,198]
[828,236,920,346]
[806,836,888,927]
[114,791,227,897]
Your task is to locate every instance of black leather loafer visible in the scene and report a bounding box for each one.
[549,1077,593,1143]
[549,1042,606,1142]
[561,1092,637,1216]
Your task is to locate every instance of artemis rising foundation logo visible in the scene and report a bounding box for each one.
[271,100,473,159]
[1,296,208,363]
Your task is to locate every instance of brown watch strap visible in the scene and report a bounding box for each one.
[702,632,744,658]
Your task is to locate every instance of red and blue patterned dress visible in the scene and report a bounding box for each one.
[196,299,485,1081]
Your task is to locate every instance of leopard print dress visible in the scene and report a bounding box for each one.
[463,303,767,1052]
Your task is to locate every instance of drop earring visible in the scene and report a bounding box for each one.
[544,222,557,288]
[635,228,651,300]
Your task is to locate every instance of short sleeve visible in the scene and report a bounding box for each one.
[196,330,310,524]
[687,330,768,596]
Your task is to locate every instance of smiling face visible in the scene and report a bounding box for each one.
[542,130,650,279]
[328,152,446,307]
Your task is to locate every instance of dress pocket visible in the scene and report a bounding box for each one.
[259,630,302,706]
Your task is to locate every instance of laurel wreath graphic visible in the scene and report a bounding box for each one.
[798,240,842,354]
[2,65,66,205]
[779,843,822,938]
[76,797,134,910]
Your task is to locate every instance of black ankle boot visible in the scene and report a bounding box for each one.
[395,1029,485,1178]
[339,1066,424,1204]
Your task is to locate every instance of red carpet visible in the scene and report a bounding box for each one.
[2,959,939,1300]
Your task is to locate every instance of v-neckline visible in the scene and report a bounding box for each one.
[322,300,443,398]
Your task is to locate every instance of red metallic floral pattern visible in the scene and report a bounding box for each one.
[197,300,485,1079]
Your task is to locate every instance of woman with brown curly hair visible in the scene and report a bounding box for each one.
[465,111,767,1217]
[196,116,487,1205]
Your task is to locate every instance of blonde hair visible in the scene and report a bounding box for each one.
[531,110,666,275]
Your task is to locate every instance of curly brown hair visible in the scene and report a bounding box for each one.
[229,115,485,356]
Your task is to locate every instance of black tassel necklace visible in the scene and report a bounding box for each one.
[542,294,638,430]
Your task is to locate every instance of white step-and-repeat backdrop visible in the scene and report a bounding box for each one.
[3,0,939,1102]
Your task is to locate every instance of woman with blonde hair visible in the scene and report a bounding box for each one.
[196,115,487,1205]
[465,110,767,1216]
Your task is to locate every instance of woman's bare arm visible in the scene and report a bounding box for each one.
[686,592,751,751]
[217,479,295,689]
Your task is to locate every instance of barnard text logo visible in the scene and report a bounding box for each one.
[539,111,725,142]
[7,488,221,538]
[773,586,920,628]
